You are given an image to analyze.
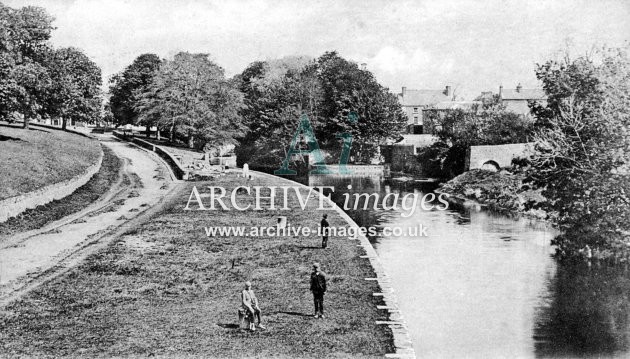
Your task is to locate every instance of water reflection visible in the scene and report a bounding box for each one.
[310,174,630,358]
[534,264,630,358]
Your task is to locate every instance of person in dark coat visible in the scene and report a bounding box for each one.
[320,214,330,248]
[310,262,327,318]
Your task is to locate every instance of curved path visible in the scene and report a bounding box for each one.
[0,134,184,307]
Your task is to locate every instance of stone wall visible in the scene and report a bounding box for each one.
[112,131,189,180]
[467,143,533,170]
[0,146,103,223]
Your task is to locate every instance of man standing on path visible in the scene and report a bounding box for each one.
[310,262,327,318]
[320,214,330,249]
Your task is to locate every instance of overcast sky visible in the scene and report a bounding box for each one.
[6,0,630,98]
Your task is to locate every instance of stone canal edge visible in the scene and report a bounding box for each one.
[251,170,417,359]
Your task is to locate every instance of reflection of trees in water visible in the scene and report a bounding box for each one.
[533,264,630,358]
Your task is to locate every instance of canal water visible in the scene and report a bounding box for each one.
[309,175,630,359]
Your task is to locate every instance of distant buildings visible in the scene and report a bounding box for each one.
[498,83,547,115]
[397,86,453,134]
[394,82,547,155]
[397,85,481,134]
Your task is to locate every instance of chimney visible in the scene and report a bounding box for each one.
[402,86,407,96]
[445,85,453,99]
[360,63,367,71]
[516,83,522,93]
[499,85,503,97]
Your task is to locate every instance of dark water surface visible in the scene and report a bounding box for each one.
[310,175,630,359]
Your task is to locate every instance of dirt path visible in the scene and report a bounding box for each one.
[0,135,184,307]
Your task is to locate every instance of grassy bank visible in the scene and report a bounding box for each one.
[438,169,548,219]
[0,145,121,240]
[0,123,102,200]
[0,174,393,358]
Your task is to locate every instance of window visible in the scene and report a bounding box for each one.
[413,116,419,124]
[413,107,418,113]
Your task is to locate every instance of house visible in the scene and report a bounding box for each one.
[498,83,546,116]
[397,86,454,134]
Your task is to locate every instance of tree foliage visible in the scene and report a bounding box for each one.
[0,3,101,128]
[108,53,161,128]
[318,52,406,161]
[135,52,245,149]
[44,47,101,129]
[527,46,630,259]
[235,51,406,168]
[234,56,322,167]
[0,3,54,127]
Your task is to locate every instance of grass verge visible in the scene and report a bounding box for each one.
[0,174,393,358]
[0,123,102,200]
[0,145,121,239]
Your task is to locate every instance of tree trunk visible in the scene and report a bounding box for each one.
[62,118,67,130]
[169,123,174,142]
[146,125,151,138]
[23,117,29,129]
[157,129,161,141]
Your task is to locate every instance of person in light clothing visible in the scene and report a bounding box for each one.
[242,281,265,330]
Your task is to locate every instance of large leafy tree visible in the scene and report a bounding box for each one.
[0,3,54,128]
[109,53,161,133]
[317,51,406,162]
[234,56,322,167]
[43,47,102,129]
[136,52,245,149]
[235,52,406,167]
[527,46,630,259]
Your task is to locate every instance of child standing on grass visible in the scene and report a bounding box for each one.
[310,262,327,319]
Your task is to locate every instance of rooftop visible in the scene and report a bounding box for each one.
[433,101,481,110]
[398,86,453,106]
[500,84,546,100]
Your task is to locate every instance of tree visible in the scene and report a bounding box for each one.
[109,53,161,134]
[0,3,54,128]
[317,51,406,162]
[44,47,102,129]
[135,52,245,149]
[234,56,322,168]
[235,52,407,168]
[527,46,630,260]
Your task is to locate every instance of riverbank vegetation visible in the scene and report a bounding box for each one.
[0,123,102,200]
[0,175,393,357]
[438,169,547,219]
[525,46,630,261]
[439,45,630,262]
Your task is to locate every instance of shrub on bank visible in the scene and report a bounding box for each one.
[438,169,548,219]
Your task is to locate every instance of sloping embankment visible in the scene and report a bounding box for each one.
[0,123,103,223]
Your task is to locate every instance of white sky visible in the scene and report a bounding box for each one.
[6,0,630,99]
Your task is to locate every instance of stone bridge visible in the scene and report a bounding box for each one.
[467,143,534,171]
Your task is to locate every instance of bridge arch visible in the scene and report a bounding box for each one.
[480,160,500,172]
